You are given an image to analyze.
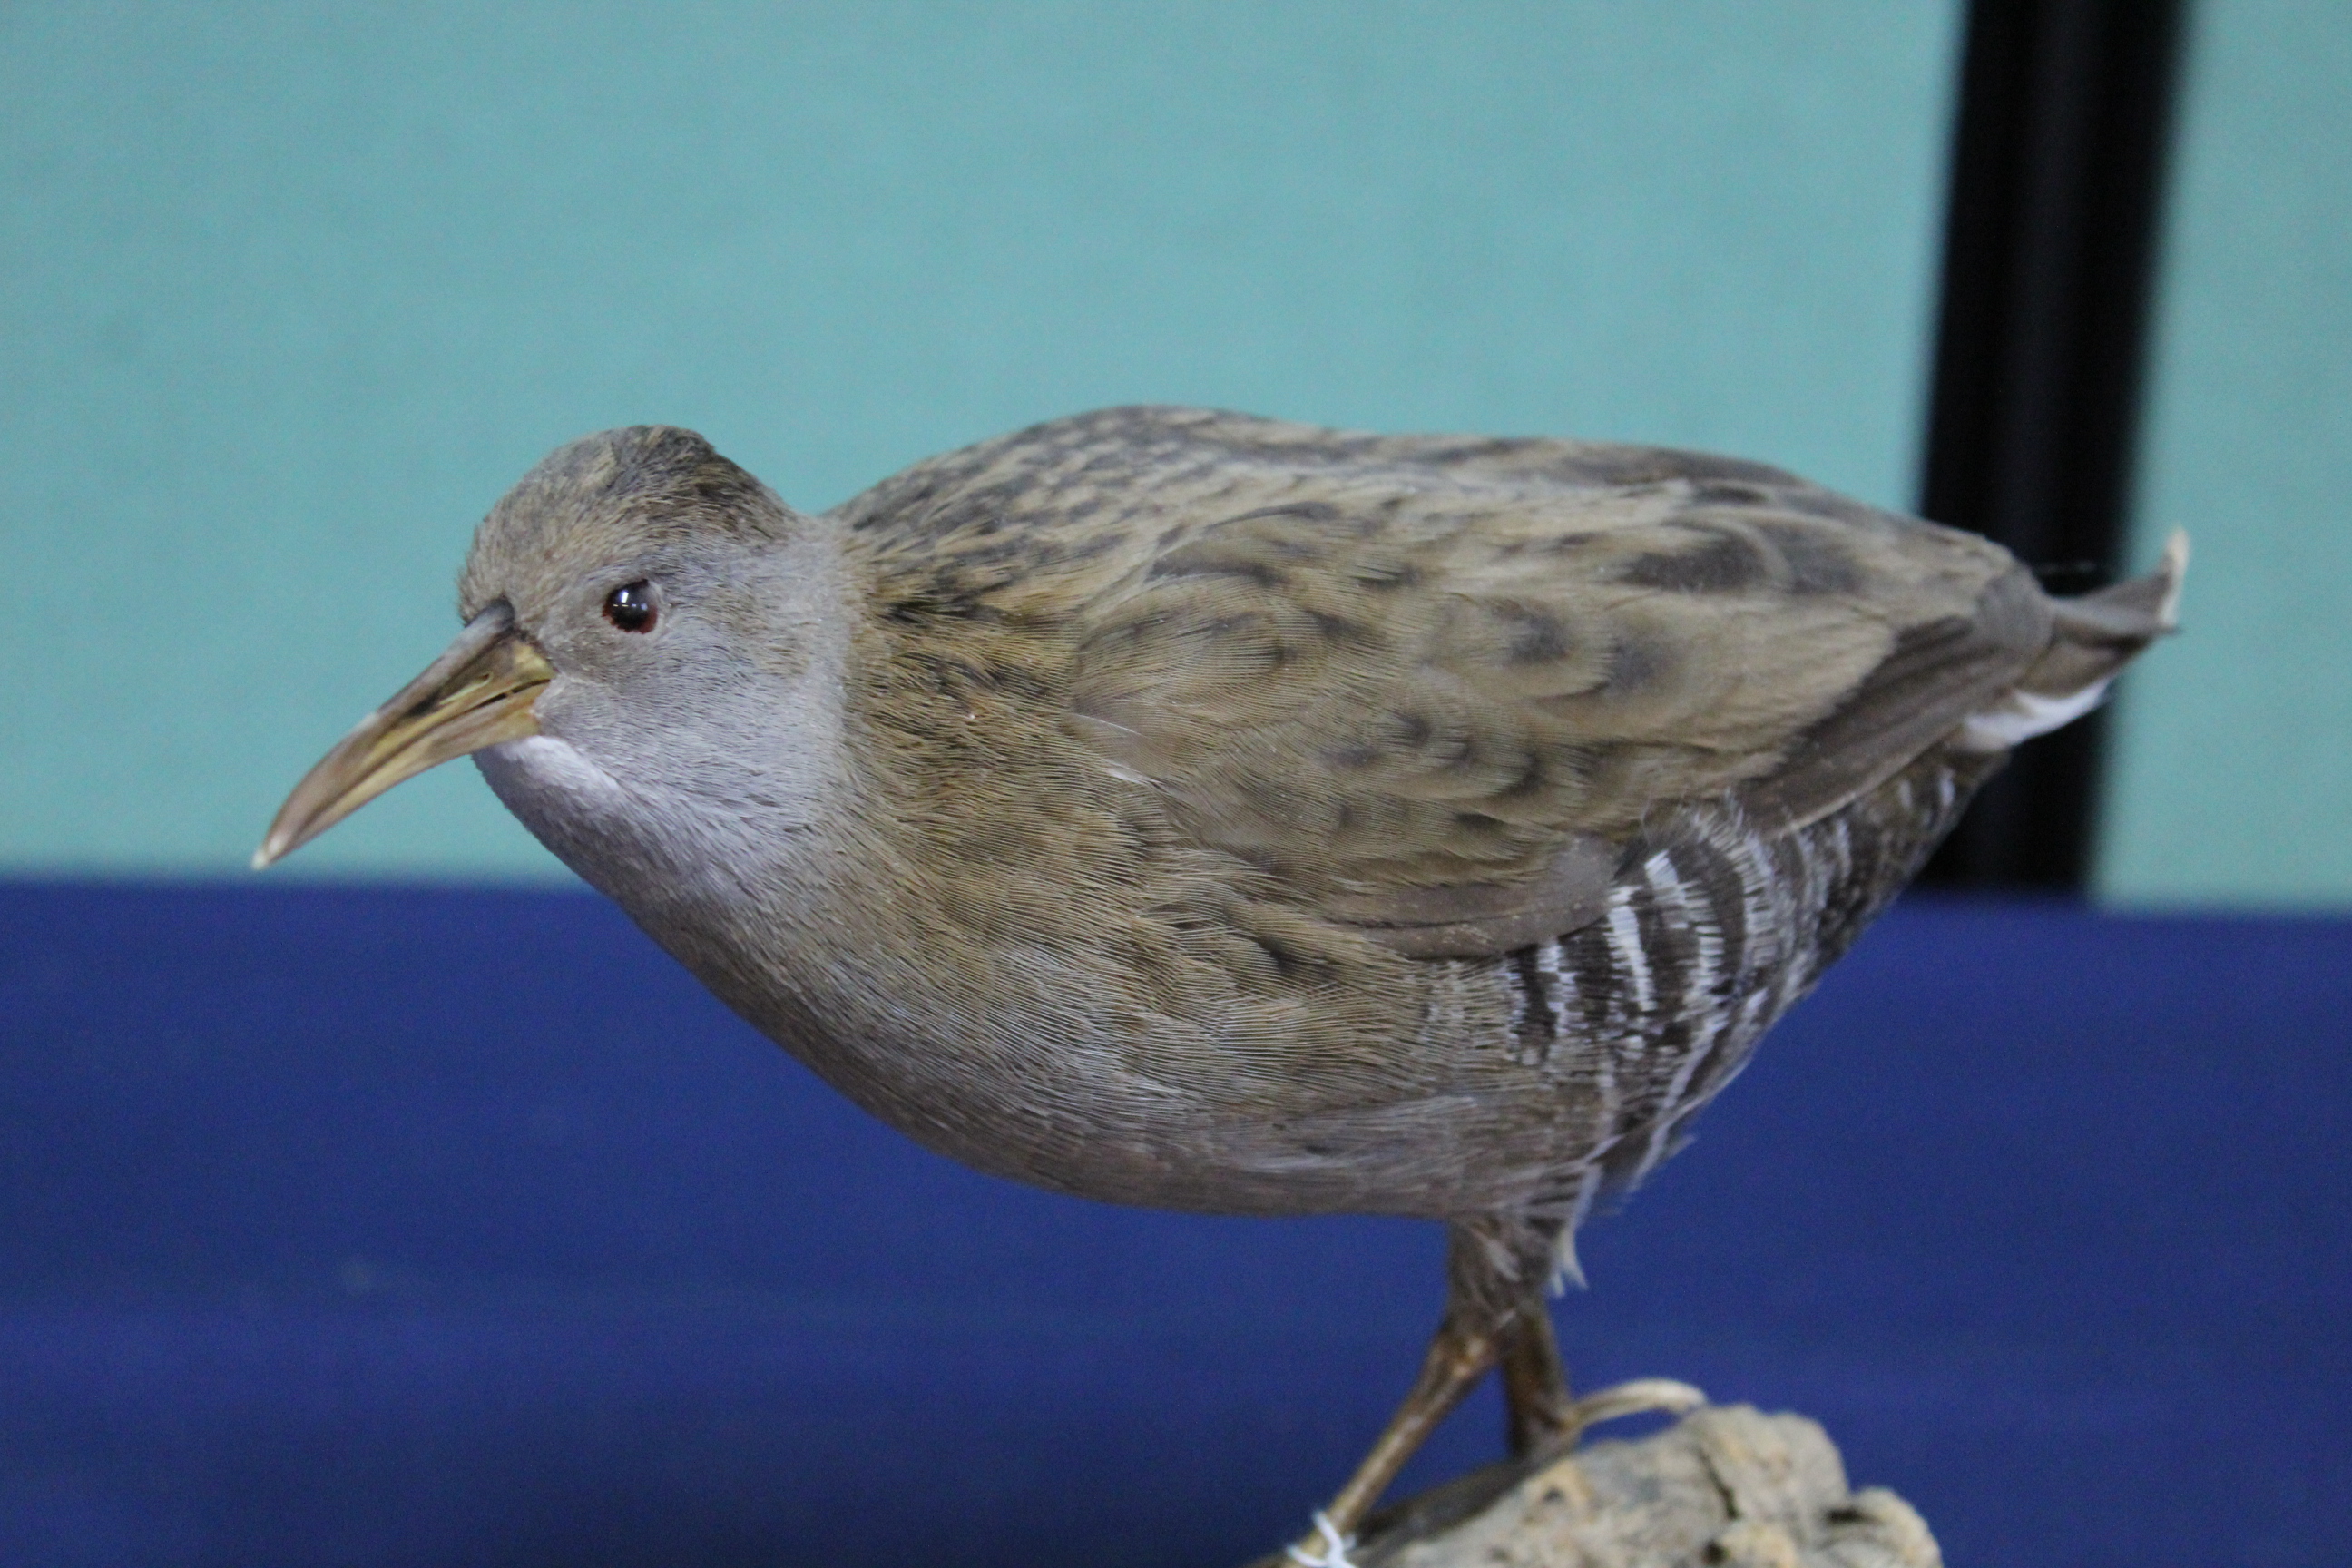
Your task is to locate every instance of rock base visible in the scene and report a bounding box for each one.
[1249,1406,1940,1568]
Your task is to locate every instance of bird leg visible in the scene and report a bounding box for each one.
[1283,1220,1717,1566]
[1290,1220,1552,1552]
[1307,1303,1501,1544]
[1499,1303,1713,1457]
[1495,1294,1576,1455]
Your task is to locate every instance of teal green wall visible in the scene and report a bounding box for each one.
[2099,0,2352,906]
[3,3,1967,878]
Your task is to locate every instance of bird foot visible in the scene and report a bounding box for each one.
[1559,1377,1709,1441]
[1284,1510,1361,1568]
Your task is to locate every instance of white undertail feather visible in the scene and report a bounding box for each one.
[1955,681,2112,750]
[1955,527,2188,752]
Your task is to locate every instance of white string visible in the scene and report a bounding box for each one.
[1284,1510,1359,1568]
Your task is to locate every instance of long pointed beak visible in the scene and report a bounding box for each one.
[253,603,555,868]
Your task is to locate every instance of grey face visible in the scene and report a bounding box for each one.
[255,427,853,898]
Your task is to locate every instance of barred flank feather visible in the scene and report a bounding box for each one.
[1501,744,2000,1240]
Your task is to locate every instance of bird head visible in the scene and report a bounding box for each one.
[254,427,851,896]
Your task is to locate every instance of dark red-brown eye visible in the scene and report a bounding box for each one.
[603,581,656,632]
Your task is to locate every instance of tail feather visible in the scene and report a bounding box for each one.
[1956,530,2188,750]
[2034,527,2190,686]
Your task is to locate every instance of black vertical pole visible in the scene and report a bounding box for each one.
[1917,0,2188,890]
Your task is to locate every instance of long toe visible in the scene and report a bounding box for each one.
[1561,1377,1709,1441]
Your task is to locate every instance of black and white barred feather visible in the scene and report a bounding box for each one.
[1478,746,2000,1278]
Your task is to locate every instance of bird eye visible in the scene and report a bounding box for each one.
[603,581,657,632]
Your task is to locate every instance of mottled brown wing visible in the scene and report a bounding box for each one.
[1043,411,2049,956]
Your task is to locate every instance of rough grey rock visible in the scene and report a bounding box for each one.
[1251,1406,1940,1568]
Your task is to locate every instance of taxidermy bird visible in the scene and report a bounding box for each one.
[258,407,2184,1560]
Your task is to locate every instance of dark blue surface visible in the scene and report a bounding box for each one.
[2,883,2345,1567]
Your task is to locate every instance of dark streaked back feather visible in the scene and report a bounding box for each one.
[841,407,2045,958]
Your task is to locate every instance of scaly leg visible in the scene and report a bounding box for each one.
[1280,1218,1710,1565]
[1498,1304,1706,1457]
[1286,1220,1545,1557]
[1495,1296,1574,1455]
[1308,1305,1500,1542]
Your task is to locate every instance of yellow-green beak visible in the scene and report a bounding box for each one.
[252,603,555,868]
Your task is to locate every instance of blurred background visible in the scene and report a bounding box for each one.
[11,0,2344,901]
[2,4,2345,1566]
